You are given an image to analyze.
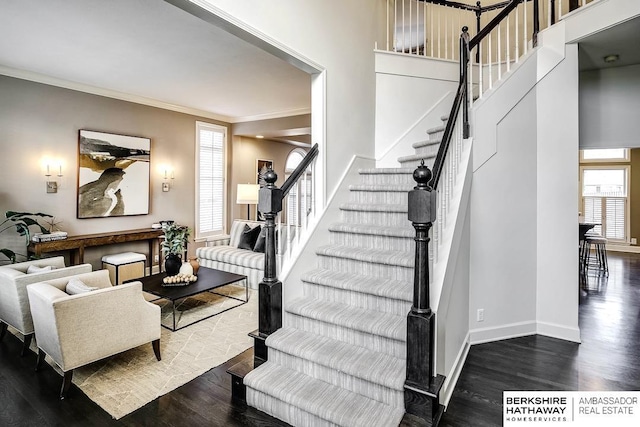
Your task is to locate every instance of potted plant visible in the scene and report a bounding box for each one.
[0,211,52,263]
[161,222,190,276]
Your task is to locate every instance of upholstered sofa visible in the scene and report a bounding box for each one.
[0,256,93,355]
[196,220,265,289]
[196,220,299,289]
[27,269,161,398]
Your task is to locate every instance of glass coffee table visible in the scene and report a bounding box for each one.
[128,267,248,331]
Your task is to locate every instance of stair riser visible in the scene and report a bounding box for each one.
[358,173,414,186]
[247,390,333,427]
[269,349,405,407]
[284,311,406,358]
[415,143,440,158]
[427,129,444,140]
[302,281,411,316]
[341,210,410,227]
[399,157,435,169]
[318,254,413,283]
[349,190,408,205]
[330,231,414,252]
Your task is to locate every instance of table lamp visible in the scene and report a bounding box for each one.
[236,183,260,220]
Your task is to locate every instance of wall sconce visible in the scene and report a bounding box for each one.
[161,166,175,192]
[43,159,63,193]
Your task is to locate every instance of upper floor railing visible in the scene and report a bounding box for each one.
[385,0,596,64]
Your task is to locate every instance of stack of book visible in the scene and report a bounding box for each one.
[32,231,68,242]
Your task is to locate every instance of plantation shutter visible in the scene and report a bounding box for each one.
[197,123,225,238]
[605,198,626,240]
[583,197,603,236]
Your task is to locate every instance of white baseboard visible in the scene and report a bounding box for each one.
[537,321,581,343]
[441,333,470,409]
[469,320,580,346]
[606,244,640,254]
[469,321,537,345]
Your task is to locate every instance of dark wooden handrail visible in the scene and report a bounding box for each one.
[430,80,465,189]
[280,143,319,197]
[418,0,480,12]
[469,0,522,50]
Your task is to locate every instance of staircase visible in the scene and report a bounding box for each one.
[243,118,448,426]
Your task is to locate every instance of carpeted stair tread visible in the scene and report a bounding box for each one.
[286,296,406,341]
[316,244,413,268]
[339,203,407,213]
[412,138,441,149]
[244,363,405,427]
[328,222,413,237]
[358,167,414,175]
[267,327,406,390]
[348,184,413,192]
[301,268,412,302]
[426,125,445,135]
[397,152,437,163]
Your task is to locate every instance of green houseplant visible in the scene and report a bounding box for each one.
[161,222,190,276]
[0,211,52,263]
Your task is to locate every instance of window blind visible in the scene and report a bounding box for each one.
[197,123,225,238]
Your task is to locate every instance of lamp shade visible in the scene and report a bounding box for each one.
[236,184,260,205]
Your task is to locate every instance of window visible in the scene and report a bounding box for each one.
[284,148,310,226]
[580,166,629,242]
[195,122,226,239]
[580,148,629,162]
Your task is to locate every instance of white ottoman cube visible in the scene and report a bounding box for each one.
[101,252,146,285]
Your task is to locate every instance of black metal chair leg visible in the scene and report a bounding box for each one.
[152,339,161,361]
[60,370,73,399]
[21,333,33,357]
[35,349,45,372]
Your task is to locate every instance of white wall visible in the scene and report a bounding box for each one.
[580,64,640,149]
[536,45,580,342]
[469,85,539,343]
[374,52,458,166]
[191,0,387,199]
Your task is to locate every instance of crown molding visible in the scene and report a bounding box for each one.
[0,66,308,125]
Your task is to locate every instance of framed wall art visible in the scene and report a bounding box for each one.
[77,130,150,218]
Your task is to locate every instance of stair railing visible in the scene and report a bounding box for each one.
[384,0,593,63]
[405,1,542,423]
[251,143,319,366]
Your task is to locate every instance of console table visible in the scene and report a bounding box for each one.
[28,228,164,271]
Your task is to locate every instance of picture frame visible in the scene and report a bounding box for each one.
[256,159,273,221]
[77,130,150,218]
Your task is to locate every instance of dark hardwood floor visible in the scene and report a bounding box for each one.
[438,251,640,427]
[2,252,638,426]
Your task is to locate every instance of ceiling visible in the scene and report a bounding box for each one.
[578,16,640,71]
[0,0,311,143]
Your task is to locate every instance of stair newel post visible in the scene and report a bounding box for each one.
[461,26,470,139]
[253,168,283,367]
[404,160,444,425]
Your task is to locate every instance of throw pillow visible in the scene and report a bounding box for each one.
[253,227,266,253]
[237,224,262,250]
[66,278,99,295]
[26,265,53,274]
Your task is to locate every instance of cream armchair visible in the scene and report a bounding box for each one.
[27,269,161,398]
[0,256,92,355]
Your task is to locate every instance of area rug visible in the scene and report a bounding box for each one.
[16,284,257,419]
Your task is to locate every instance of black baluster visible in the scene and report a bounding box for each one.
[461,26,470,139]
